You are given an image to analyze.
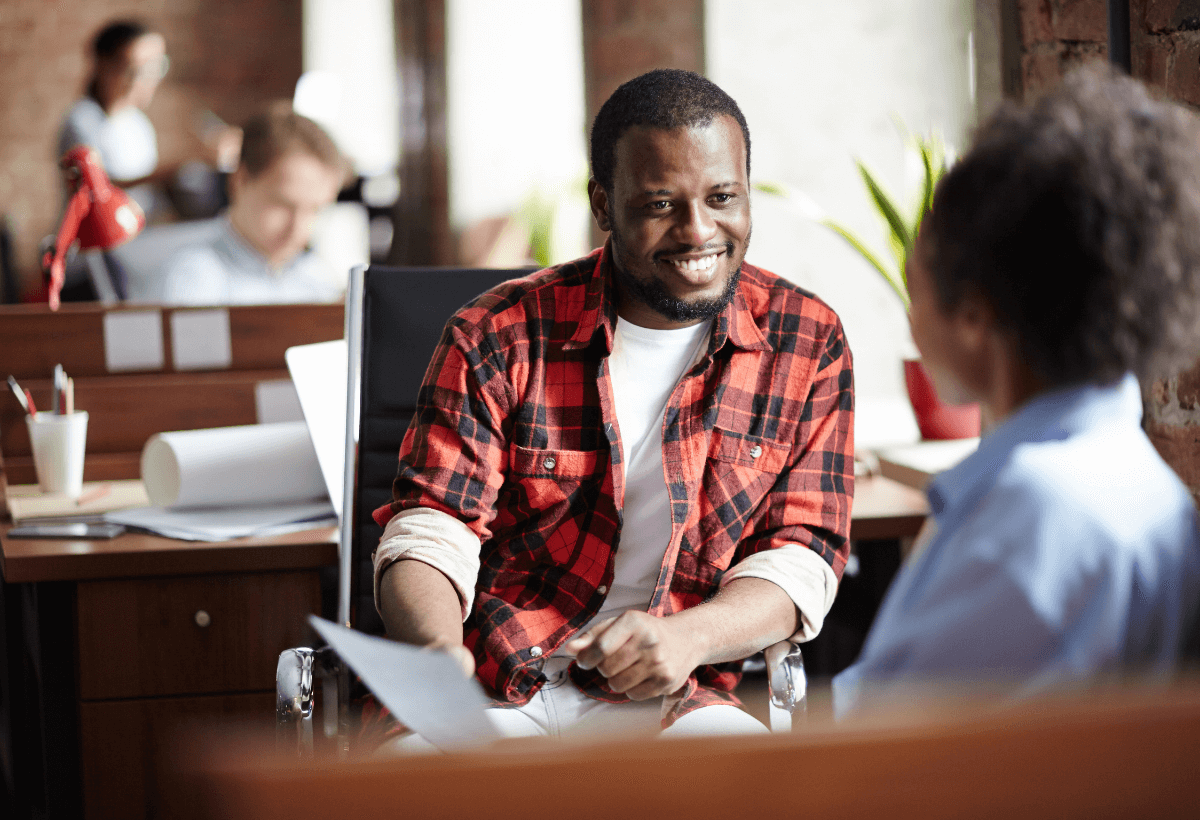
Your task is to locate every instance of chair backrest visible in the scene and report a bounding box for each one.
[343,265,533,635]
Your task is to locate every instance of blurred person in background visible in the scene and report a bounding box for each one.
[58,21,168,215]
[834,65,1200,717]
[53,19,241,301]
[152,103,347,305]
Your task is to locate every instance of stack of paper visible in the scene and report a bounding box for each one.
[6,479,149,523]
[105,421,336,541]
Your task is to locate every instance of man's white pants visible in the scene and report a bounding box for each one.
[380,657,766,755]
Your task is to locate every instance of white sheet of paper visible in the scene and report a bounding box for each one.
[107,499,335,541]
[308,617,502,752]
[255,379,305,424]
[285,340,347,517]
[171,308,233,370]
[103,310,164,372]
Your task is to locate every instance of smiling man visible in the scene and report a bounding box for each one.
[371,69,854,746]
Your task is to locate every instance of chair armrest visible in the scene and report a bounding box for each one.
[764,640,806,731]
[277,646,343,757]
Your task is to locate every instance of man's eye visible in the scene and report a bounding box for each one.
[647,200,671,211]
[711,193,734,205]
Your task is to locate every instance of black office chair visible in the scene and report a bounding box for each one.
[276,264,530,753]
[276,263,805,755]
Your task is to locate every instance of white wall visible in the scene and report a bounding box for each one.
[301,0,401,177]
[707,0,976,448]
[446,0,590,261]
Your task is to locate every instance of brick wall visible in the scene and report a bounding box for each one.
[580,0,704,247]
[1011,0,1200,500]
[1013,1,1200,109]
[1130,3,1200,501]
[0,0,302,296]
[1013,0,1111,99]
[1131,1,1200,105]
[580,0,704,126]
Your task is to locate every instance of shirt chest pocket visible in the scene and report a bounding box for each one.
[693,427,791,567]
[505,444,605,564]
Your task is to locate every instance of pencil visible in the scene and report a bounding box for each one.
[75,483,112,507]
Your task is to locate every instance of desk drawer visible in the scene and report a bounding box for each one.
[76,570,320,700]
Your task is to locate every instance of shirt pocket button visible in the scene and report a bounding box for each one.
[749,445,763,459]
[530,646,543,658]
[543,456,557,470]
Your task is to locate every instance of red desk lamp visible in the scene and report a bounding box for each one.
[43,146,146,310]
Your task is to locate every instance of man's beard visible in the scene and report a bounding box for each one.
[609,225,748,324]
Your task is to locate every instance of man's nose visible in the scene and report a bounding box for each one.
[672,201,717,247]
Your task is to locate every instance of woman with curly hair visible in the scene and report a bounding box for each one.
[835,65,1200,715]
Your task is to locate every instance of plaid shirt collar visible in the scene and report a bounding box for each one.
[566,241,773,355]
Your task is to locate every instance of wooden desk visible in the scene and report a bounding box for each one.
[0,301,345,817]
[0,495,337,820]
[182,683,1200,820]
[848,473,928,541]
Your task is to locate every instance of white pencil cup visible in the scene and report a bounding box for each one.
[26,411,89,498]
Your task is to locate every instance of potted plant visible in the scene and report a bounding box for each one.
[822,131,980,440]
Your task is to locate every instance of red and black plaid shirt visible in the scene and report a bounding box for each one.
[374,244,854,723]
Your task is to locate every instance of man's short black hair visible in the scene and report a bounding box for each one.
[92,20,150,60]
[922,63,1200,387]
[589,68,751,192]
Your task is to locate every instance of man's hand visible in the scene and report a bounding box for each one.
[425,639,476,679]
[562,611,704,700]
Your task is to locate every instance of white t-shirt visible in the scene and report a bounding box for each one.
[57,97,162,217]
[572,317,713,636]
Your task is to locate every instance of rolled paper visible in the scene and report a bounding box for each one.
[141,421,327,508]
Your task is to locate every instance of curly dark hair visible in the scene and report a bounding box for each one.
[922,63,1200,386]
[589,68,751,192]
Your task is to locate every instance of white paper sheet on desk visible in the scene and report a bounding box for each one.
[308,616,502,752]
[106,499,335,541]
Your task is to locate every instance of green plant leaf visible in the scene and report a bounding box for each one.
[857,162,912,254]
[752,180,789,197]
[821,219,910,308]
[918,139,937,228]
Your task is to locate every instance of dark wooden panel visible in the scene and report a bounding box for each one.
[226,303,344,369]
[3,451,142,485]
[0,302,343,380]
[0,369,286,459]
[80,692,272,820]
[76,570,320,700]
[0,303,130,380]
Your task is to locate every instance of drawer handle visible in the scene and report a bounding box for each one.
[194,610,212,628]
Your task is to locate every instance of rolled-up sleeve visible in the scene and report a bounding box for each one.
[373,506,482,620]
[721,543,839,641]
[731,316,855,638]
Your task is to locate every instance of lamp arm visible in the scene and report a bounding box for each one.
[44,188,91,310]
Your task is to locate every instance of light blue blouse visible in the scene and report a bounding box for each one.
[834,375,1200,716]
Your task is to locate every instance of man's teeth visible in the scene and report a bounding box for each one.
[671,254,719,272]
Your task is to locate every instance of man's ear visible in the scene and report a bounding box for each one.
[588,179,612,233]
